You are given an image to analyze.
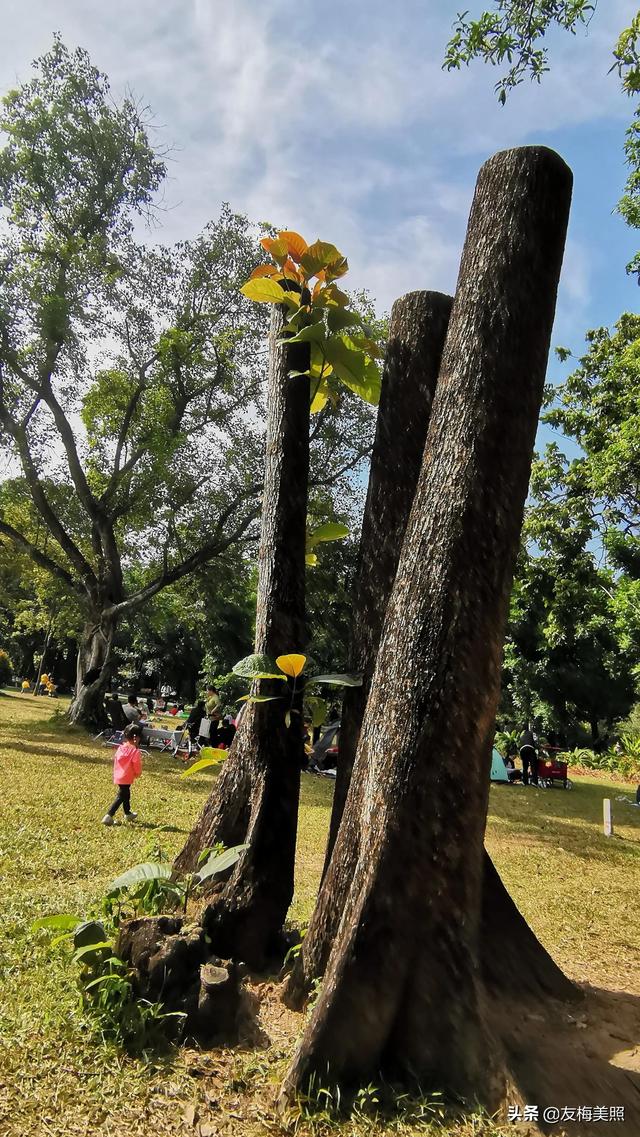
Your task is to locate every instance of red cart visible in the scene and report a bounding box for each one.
[537,749,572,790]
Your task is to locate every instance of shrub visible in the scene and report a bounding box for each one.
[0,649,13,686]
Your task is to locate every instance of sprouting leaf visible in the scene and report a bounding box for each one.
[249,264,280,280]
[276,653,307,678]
[109,862,172,892]
[307,522,350,548]
[180,752,229,778]
[300,240,345,277]
[260,236,289,263]
[32,914,79,933]
[311,673,363,687]
[194,844,249,883]
[305,552,318,566]
[240,278,288,304]
[324,256,349,281]
[278,231,308,263]
[282,256,302,282]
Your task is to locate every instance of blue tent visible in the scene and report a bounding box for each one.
[490,747,509,783]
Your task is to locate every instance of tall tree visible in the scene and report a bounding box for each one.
[322,290,452,872]
[0,41,268,728]
[287,288,574,1010]
[172,231,381,964]
[172,307,309,966]
[281,146,572,1105]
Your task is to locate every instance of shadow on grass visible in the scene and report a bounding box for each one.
[493,984,640,1135]
[0,740,106,766]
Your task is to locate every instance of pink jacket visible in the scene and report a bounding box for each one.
[113,742,142,785]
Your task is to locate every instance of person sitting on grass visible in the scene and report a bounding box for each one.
[123,693,142,723]
[101,723,143,826]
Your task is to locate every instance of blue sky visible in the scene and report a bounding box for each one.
[1,0,637,411]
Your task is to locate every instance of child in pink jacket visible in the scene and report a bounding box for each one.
[101,723,143,825]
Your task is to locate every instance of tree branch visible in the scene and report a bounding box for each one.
[0,519,83,594]
[104,503,261,618]
[0,402,96,588]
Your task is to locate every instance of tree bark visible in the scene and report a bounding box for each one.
[173,307,310,968]
[280,146,572,1107]
[324,290,453,872]
[285,289,452,1005]
[68,614,116,730]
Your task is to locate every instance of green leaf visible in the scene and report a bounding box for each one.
[327,307,362,333]
[108,862,172,892]
[307,522,350,548]
[194,844,249,883]
[281,291,301,311]
[32,914,79,934]
[280,323,327,347]
[237,694,282,703]
[309,344,333,382]
[309,379,330,413]
[179,752,229,778]
[324,337,381,405]
[240,278,288,304]
[311,673,363,687]
[305,696,328,728]
[232,653,287,679]
[73,920,107,950]
[300,240,344,276]
[84,973,125,991]
[73,942,114,967]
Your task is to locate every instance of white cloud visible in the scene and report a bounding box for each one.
[0,0,636,337]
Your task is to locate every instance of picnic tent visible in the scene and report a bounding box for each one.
[490,747,509,783]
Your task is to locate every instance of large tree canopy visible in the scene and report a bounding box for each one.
[0,40,375,725]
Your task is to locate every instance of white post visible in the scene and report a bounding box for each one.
[603,798,613,838]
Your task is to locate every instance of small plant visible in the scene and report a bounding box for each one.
[240,230,383,412]
[32,843,247,1049]
[230,651,361,730]
[0,648,13,686]
[494,729,519,757]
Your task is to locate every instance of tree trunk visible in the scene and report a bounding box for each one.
[174,307,310,968]
[68,615,116,731]
[280,146,572,1107]
[285,289,452,1006]
[324,290,453,872]
[287,288,576,1007]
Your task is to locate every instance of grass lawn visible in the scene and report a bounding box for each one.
[1,690,640,1136]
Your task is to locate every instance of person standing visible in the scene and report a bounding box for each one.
[101,723,143,825]
[519,724,538,787]
[205,684,222,742]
